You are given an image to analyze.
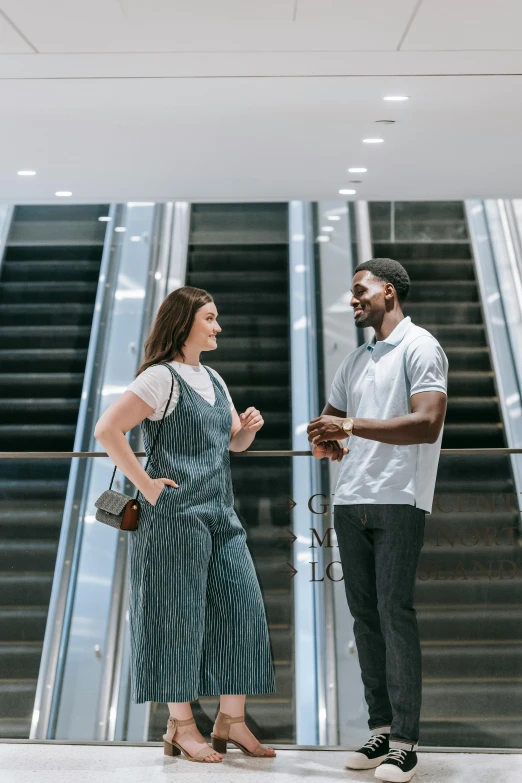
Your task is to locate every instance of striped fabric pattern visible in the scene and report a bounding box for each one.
[128,363,276,703]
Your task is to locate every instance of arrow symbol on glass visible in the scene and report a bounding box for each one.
[277,496,297,511]
[277,529,297,544]
[280,563,298,579]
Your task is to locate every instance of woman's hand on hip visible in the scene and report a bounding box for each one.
[239,407,264,433]
[145,477,179,506]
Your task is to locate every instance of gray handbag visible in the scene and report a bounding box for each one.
[94,363,175,531]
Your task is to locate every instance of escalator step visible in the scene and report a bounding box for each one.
[0,373,83,397]
[418,323,486,346]
[0,303,94,326]
[0,679,38,719]
[445,396,499,422]
[442,422,505,448]
[0,424,77,450]
[406,280,478,302]
[420,682,522,723]
[443,347,490,371]
[0,608,48,642]
[373,241,471,260]
[0,642,44,678]
[0,575,53,606]
[0,281,98,304]
[447,371,496,396]
[189,246,288,271]
[0,349,88,373]
[211,337,288,361]
[0,325,91,350]
[404,302,483,324]
[206,293,288,314]
[417,608,522,643]
[205,361,289,385]
[0,398,81,425]
[187,271,287,293]
[400,259,476,281]
[2,260,100,282]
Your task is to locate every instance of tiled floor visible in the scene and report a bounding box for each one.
[0,743,521,783]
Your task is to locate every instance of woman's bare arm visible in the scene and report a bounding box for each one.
[94,391,178,506]
[229,406,264,452]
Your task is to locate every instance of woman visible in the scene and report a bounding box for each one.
[94,286,277,763]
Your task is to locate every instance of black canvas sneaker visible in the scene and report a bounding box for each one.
[344,732,390,770]
[374,744,418,782]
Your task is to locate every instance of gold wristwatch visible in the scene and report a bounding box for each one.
[342,417,354,437]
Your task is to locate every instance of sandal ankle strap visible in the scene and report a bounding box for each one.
[167,716,195,729]
[217,711,244,725]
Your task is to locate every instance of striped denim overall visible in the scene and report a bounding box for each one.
[128,363,276,703]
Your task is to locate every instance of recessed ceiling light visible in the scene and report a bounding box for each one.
[339,189,356,195]
[327,216,341,221]
[384,95,409,101]
[18,170,36,176]
[55,191,72,197]
[317,235,330,243]
[362,138,383,144]
[130,235,141,242]
[321,226,334,232]
[98,216,111,222]
[114,227,126,233]
[348,168,367,173]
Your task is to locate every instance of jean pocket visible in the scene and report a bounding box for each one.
[153,485,168,508]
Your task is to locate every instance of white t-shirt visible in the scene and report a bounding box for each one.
[127,361,235,421]
[329,316,448,514]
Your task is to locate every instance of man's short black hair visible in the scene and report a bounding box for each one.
[353,258,410,304]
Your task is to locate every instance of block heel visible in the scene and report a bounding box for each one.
[163,740,181,757]
[211,734,228,754]
[212,711,276,758]
[162,715,223,762]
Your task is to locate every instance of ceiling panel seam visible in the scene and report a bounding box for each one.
[396,0,424,51]
[0,8,38,53]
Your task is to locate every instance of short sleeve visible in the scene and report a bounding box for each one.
[126,365,180,421]
[407,337,448,396]
[208,368,235,411]
[328,360,348,412]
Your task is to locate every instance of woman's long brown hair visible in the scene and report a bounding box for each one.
[136,286,214,376]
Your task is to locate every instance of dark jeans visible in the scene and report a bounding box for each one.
[333,503,426,744]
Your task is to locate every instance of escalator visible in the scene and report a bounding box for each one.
[147,203,295,744]
[0,205,108,738]
[369,201,522,748]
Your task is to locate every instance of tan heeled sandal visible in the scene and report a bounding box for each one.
[210,711,276,757]
[163,715,223,762]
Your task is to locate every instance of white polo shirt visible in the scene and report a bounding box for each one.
[329,316,448,514]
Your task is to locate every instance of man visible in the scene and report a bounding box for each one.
[308,258,448,783]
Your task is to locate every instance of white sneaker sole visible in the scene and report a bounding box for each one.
[374,761,418,782]
[344,752,387,770]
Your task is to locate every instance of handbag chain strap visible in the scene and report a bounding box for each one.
[108,362,176,500]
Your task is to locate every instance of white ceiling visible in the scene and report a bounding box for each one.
[1,0,522,202]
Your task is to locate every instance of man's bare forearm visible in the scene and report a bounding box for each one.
[352,413,437,445]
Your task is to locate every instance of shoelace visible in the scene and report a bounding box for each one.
[363,734,386,750]
[386,748,408,764]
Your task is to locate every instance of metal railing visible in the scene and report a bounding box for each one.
[2,448,522,459]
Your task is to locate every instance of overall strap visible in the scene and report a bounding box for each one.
[203,365,226,399]
[108,362,176,499]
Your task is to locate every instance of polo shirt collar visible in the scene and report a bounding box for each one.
[367,316,412,352]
